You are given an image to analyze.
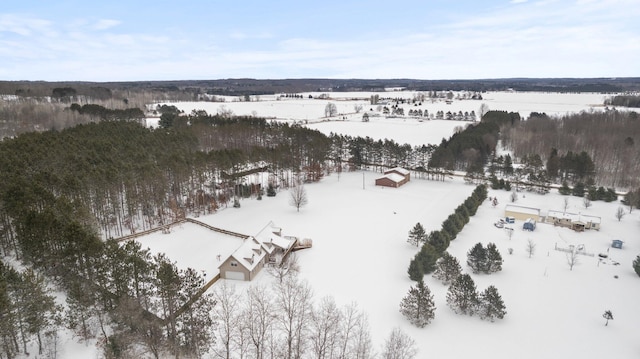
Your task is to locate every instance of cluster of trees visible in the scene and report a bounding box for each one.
[446,274,506,322]
[69,103,145,121]
[558,182,618,202]
[604,95,640,108]
[401,247,506,328]
[431,111,519,174]
[407,185,488,281]
[211,276,378,359]
[0,263,61,358]
[466,243,503,274]
[502,109,640,188]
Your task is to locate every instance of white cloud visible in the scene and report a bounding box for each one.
[93,19,121,31]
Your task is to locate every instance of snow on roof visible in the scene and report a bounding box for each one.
[378,173,406,183]
[386,167,410,175]
[228,236,267,271]
[222,222,296,271]
[547,210,601,224]
[504,204,540,216]
[255,224,296,251]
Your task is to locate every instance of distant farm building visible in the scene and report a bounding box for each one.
[546,210,601,232]
[504,204,542,222]
[375,167,411,188]
[218,222,299,281]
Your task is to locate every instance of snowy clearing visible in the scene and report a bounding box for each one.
[137,170,640,358]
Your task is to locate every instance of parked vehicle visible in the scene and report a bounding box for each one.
[523,218,536,231]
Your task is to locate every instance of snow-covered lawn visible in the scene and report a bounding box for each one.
[138,171,640,358]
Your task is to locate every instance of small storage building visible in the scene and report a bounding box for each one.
[375,167,410,188]
[504,204,542,222]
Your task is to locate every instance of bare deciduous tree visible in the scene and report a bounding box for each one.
[267,253,300,283]
[354,104,364,113]
[274,275,312,359]
[289,179,308,212]
[615,206,626,221]
[583,196,592,209]
[563,197,570,213]
[526,239,536,258]
[245,285,275,359]
[566,248,579,271]
[381,327,417,359]
[310,296,342,359]
[325,102,337,117]
[212,282,241,359]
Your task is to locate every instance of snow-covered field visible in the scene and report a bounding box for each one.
[153,91,616,147]
[161,91,610,121]
[137,171,640,358]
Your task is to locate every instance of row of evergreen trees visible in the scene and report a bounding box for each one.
[407,184,488,281]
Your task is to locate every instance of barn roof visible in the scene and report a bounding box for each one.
[385,167,410,175]
[377,173,406,183]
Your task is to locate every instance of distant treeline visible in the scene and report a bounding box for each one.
[69,103,144,120]
[3,78,640,98]
[605,95,640,108]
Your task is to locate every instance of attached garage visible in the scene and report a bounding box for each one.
[223,271,245,280]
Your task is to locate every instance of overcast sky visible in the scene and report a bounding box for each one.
[1,0,638,81]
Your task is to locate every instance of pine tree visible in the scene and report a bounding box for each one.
[399,280,436,328]
[266,183,277,197]
[485,243,503,274]
[479,285,506,321]
[466,242,487,274]
[441,214,462,240]
[446,274,479,316]
[427,230,450,253]
[602,310,613,326]
[432,252,462,285]
[633,255,640,277]
[417,243,439,274]
[407,223,426,247]
[407,258,424,282]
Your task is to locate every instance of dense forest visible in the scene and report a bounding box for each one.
[501,109,640,189]
[0,111,467,358]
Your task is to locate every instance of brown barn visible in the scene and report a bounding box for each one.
[375,167,410,188]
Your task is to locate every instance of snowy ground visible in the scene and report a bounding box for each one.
[158,91,612,123]
[136,170,640,359]
[150,91,618,147]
